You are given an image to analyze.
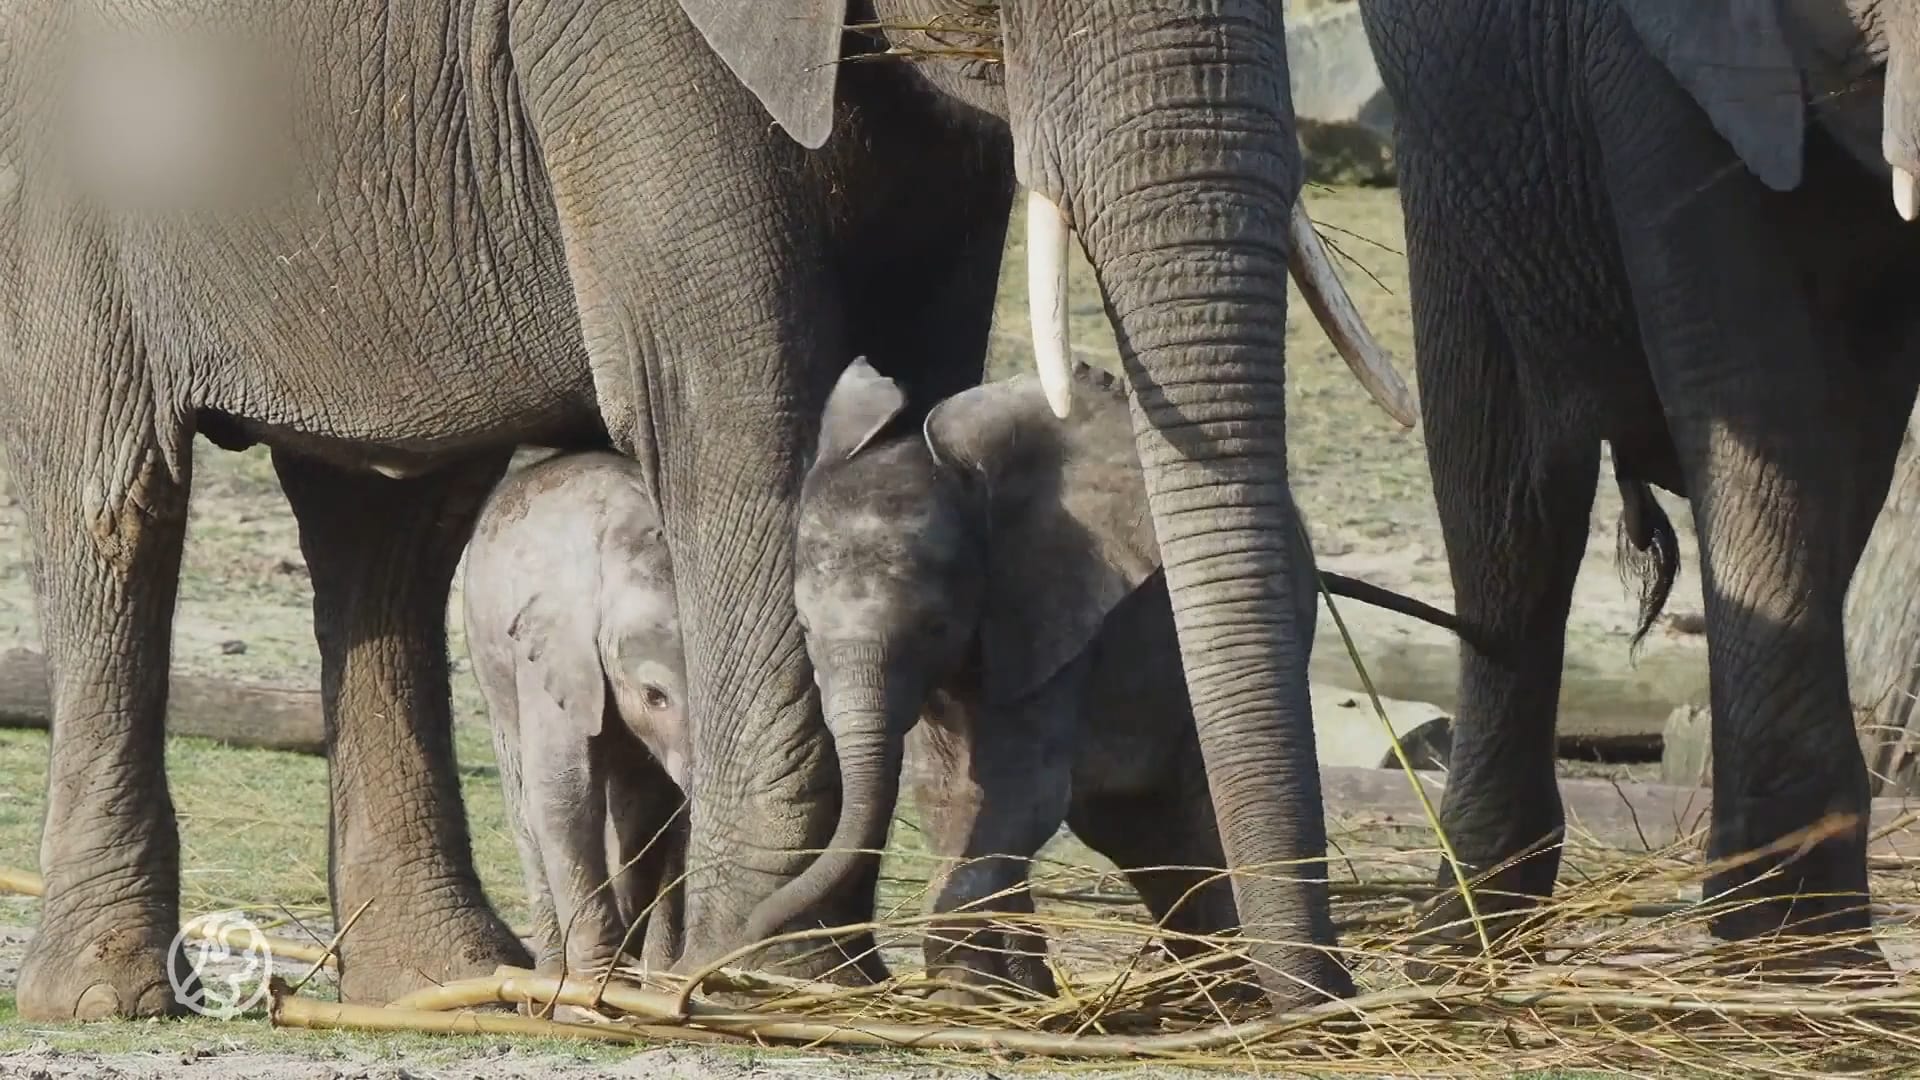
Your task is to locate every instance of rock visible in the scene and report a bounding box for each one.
[1286,3,1396,185]
[1661,703,1712,787]
[1310,681,1452,769]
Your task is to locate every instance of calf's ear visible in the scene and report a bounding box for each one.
[675,0,848,150]
[923,365,1160,706]
[816,357,908,463]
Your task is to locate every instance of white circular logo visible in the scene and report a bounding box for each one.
[167,911,273,1018]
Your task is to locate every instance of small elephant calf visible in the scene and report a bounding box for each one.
[464,451,688,976]
[780,359,1468,1001]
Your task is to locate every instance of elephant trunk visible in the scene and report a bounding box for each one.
[1020,5,1353,1007]
[742,645,910,949]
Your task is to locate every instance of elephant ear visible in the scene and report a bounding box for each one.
[675,0,848,150]
[815,357,908,463]
[507,582,611,740]
[1616,0,1806,192]
[924,364,1160,706]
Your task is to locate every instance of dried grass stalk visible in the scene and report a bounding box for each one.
[267,980,679,1045]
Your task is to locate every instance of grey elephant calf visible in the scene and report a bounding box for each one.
[785,360,1470,1001]
[465,451,689,975]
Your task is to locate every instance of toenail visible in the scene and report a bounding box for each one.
[74,982,124,1021]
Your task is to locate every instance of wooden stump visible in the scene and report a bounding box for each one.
[1659,703,1710,788]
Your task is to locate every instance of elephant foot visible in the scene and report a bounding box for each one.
[1145,944,1266,1007]
[924,962,1052,1008]
[923,922,1057,1006]
[17,923,185,1021]
[1707,938,1896,987]
[1399,897,1554,986]
[1397,838,1564,984]
[336,900,530,1004]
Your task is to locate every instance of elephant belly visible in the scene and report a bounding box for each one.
[146,196,599,467]
[40,3,604,468]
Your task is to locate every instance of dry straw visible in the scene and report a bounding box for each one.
[255,576,1920,1074]
[256,814,1920,1074]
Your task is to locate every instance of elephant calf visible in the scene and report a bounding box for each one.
[784,359,1470,1002]
[464,451,688,976]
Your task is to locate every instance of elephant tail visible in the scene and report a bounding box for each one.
[1318,572,1495,654]
[1615,473,1680,652]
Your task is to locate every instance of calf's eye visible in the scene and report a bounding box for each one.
[642,685,672,712]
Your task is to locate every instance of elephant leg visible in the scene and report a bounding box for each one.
[602,740,688,970]
[1402,219,1600,949]
[638,813,689,972]
[910,682,1079,1004]
[1066,758,1247,993]
[11,410,193,1021]
[271,449,528,1003]
[1595,97,1907,966]
[1668,400,1897,956]
[521,732,628,975]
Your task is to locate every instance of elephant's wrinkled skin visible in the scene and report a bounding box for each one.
[1360,0,1920,965]
[1,0,1370,1017]
[793,360,1469,1001]
[464,451,691,979]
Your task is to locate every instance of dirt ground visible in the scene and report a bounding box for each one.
[0,186,1697,1076]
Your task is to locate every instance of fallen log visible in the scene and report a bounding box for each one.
[1310,623,1699,759]
[1320,765,1920,859]
[0,647,324,755]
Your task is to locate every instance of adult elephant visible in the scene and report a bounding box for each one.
[1359,0,1920,966]
[0,0,1404,1019]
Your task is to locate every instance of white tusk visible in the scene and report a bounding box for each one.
[1287,201,1419,428]
[1896,166,1919,223]
[1027,189,1074,419]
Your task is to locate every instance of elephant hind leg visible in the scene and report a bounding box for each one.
[1401,219,1601,955]
[12,407,194,1021]
[1670,393,1903,959]
[1066,762,1251,999]
[272,449,529,1004]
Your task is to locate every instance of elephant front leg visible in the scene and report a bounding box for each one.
[602,744,689,971]
[272,450,528,1004]
[908,689,1076,1005]
[523,740,629,978]
[12,414,194,1021]
[1684,425,1885,965]
[1400,211,1600,957]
